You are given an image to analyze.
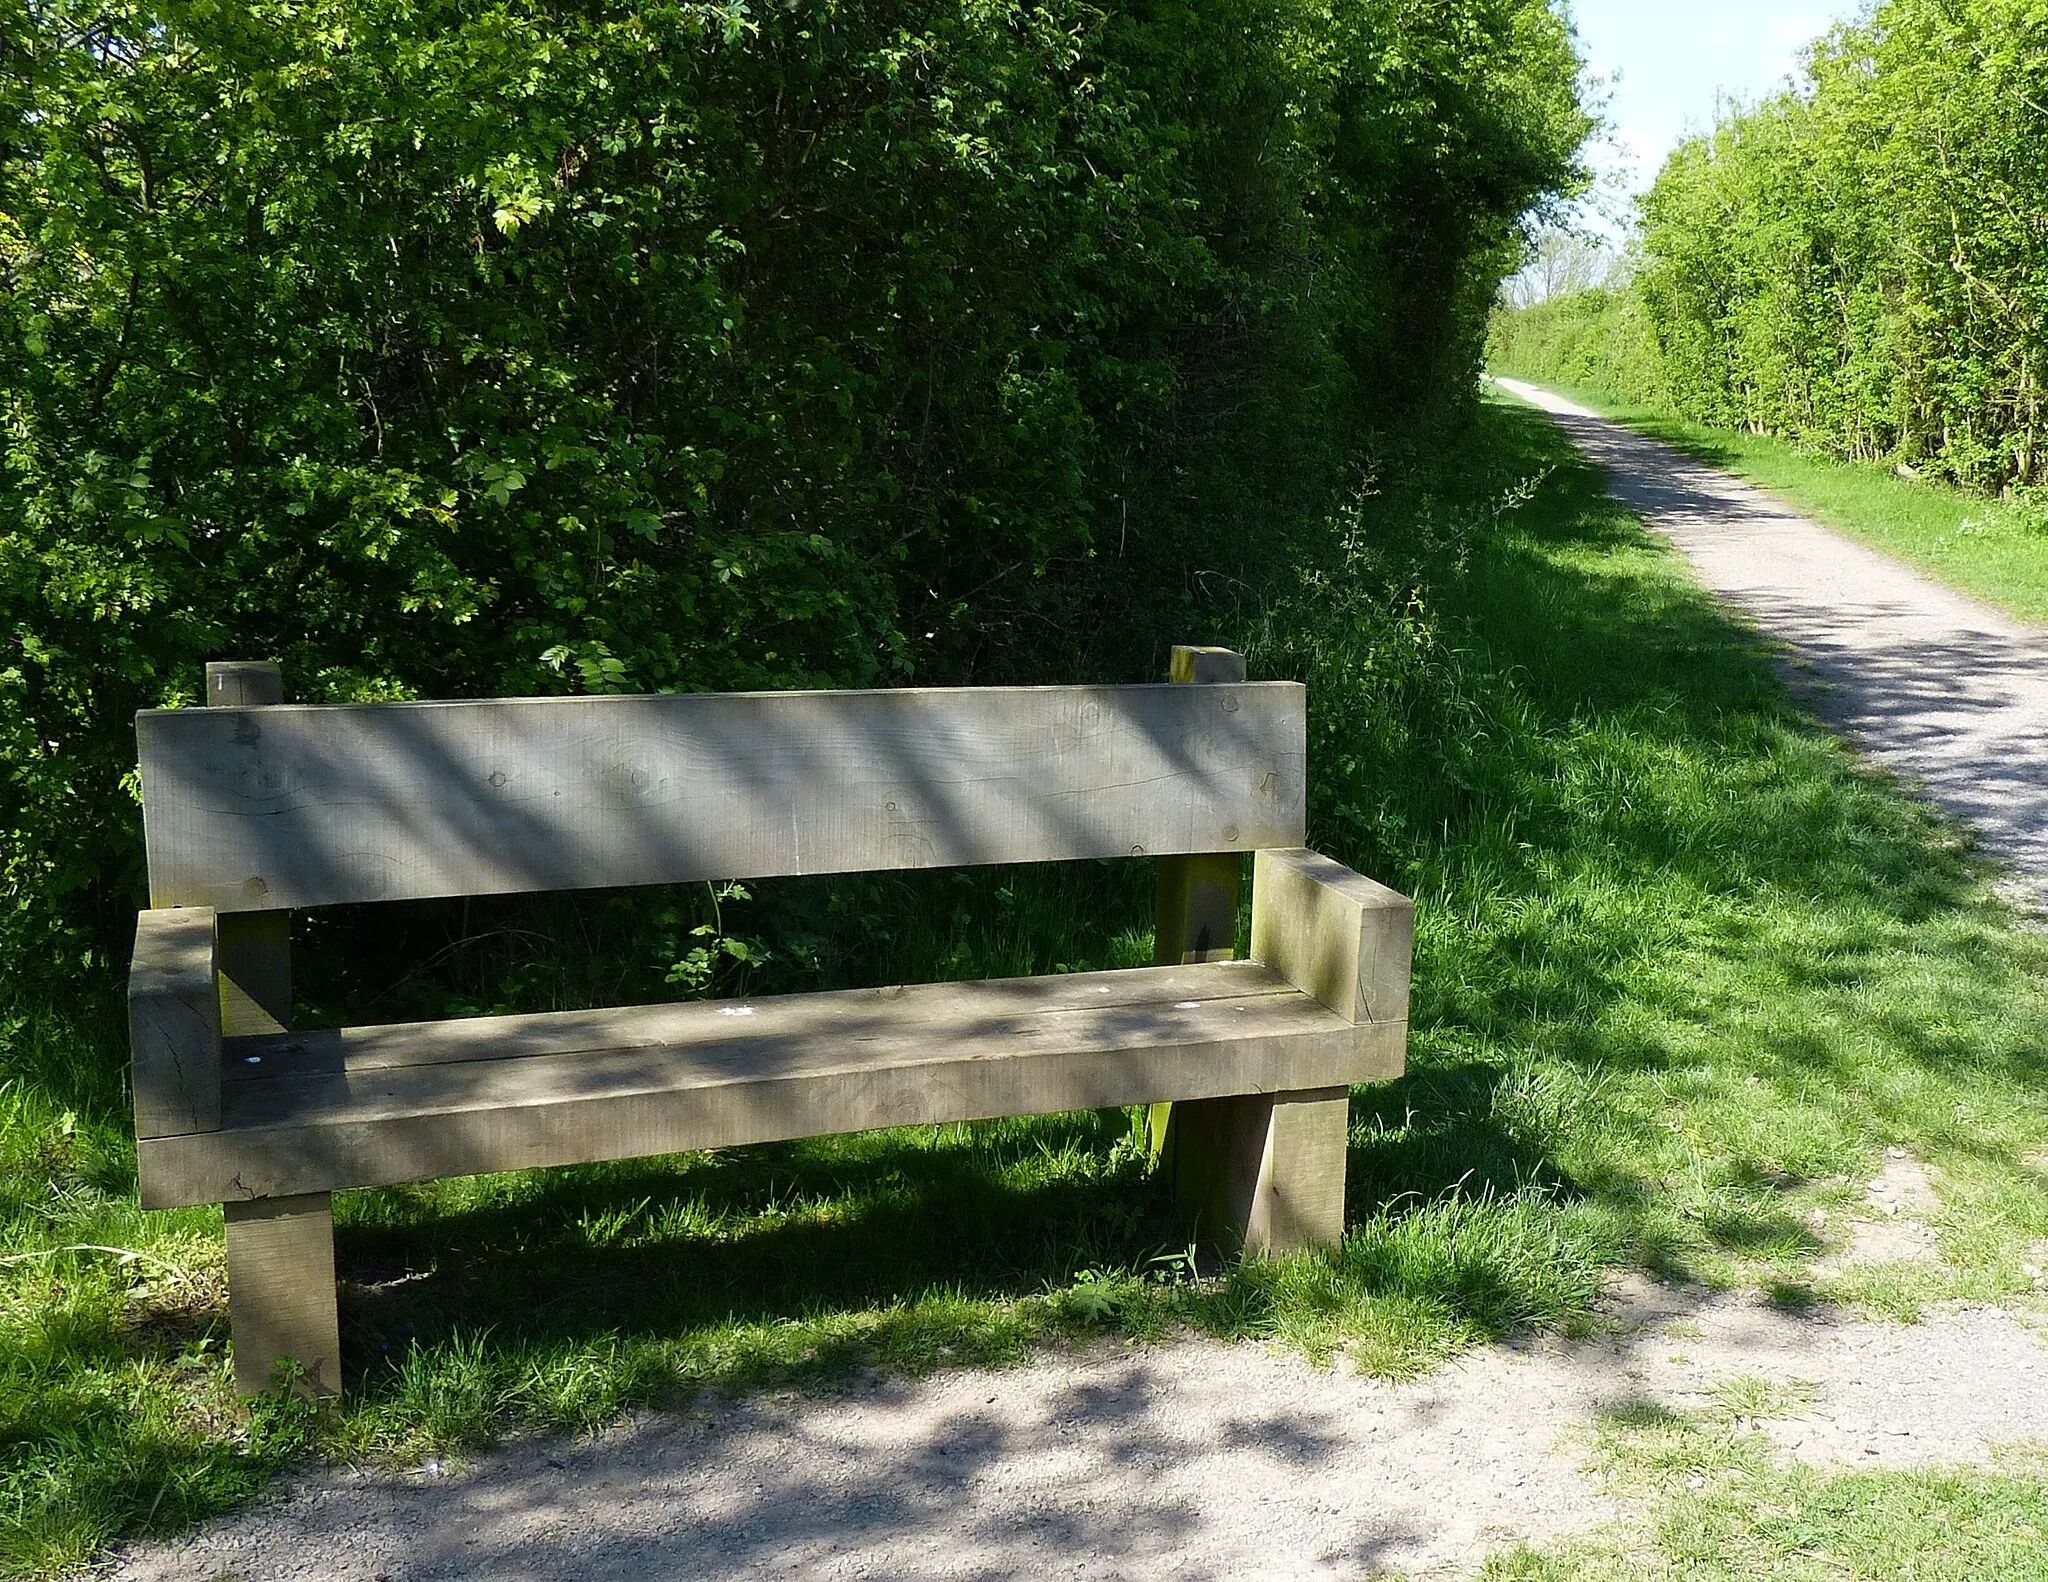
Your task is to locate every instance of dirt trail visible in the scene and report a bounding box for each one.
[109,1171,2048,1582]
[108,395,2048,1581]
[1494,377,2048,908]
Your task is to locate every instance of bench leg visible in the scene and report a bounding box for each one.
[225,1193,341,1397]
[1169,1087,1350,1257]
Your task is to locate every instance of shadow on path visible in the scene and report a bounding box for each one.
[111,1270,2048,1582]
[1495,379,2048,906]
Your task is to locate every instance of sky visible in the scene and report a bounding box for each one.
[1566,0,1860,229]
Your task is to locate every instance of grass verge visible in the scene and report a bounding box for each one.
[1484,1386,2048,1581]
[1495,377,2048,630]
[7,394,2048,1572]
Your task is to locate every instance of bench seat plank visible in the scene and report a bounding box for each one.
[137,962,1400,1208]
[218,959,1293,1085]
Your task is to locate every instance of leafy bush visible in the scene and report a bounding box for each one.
[1486,284,1667,407]
[1,0,1588,981]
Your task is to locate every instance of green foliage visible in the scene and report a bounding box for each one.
[1487,285,1668,407]
[12,397,2048,1570]
[1493,0,2048,498]
[1637,0,2048,488]
[0,0,1588,980]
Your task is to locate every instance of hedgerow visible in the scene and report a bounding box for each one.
[2,0,1588,981]
[1485,284,1668,408]
[1490,0,2048,495]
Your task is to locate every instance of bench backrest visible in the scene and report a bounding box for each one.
[137,683,1307,912]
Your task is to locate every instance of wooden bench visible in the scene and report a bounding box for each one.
[129,647,1412,1394]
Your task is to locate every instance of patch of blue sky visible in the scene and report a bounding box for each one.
[1566,0,1858,229]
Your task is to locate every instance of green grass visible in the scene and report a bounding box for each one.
[9,394,2048,1572]
[1483,1388,2048,1580]
[1499,377,2048,631]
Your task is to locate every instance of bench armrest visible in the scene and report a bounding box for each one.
[1249,848,1413,1027]
[130,907,222,1138]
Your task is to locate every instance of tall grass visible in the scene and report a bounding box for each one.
[6,396,2048,1571]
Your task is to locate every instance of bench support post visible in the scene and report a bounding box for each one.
[1151,643,1248,969]
[1150,645,1348,1257]
[1151,648,1246,969]
[1148,646,1246,1171]
[225,1195,342,1396]
[1168,1087,1351,1256]
[206,660,339,1397]
[1239,846,1414,1257]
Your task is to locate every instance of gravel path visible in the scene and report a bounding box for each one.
[110,1261,2048,1582]
[107,400,2048,1580]
[1494,377,2048,907]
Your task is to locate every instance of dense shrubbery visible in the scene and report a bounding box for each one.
[1485,282,1665,406]
[2,0,1587,979]
[1491,0,2047,492]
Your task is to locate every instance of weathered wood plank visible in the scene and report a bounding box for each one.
[129,908,223,1139]
[225,1194,340,1397]
[221,960,1294,1085]
[137,682,1308,912]
[224,971,1351,1131]
[1249,846,1414,1026]
[138,969,1401,1206]
[1170,1088,1350,1257]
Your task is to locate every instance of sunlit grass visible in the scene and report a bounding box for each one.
[7,397,2048,1571]
[1482,1386,2048,1581]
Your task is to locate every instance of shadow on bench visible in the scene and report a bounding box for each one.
[129,647,1411,1394]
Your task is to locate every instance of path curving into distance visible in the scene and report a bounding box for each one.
[1495,377,2048,908]
[99,391,2048,1582]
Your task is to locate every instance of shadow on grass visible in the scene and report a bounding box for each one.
[337,1113,1158,1353]
[17,398,2048,1567]
[310,398,2047,1408]
[333,1061,1572,1381]
[1620,416,1745,469]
